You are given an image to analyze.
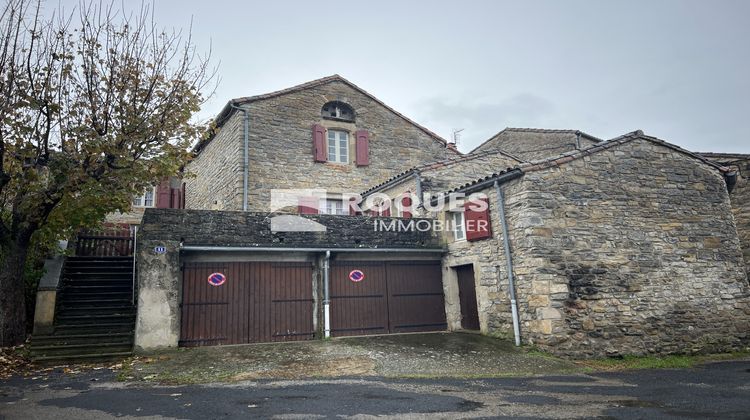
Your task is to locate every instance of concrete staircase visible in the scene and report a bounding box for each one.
[30,256,136,362]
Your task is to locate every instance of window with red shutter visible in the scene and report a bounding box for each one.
[312,124,327,162]
[298,196,320,214]
[401,193,412,218]
[464,197,492,241]
[355,130,369,166]
[156,180,171,208]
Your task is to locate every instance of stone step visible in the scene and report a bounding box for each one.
[32,332,133,346]
[58,298,133,307]
[57,306,135,317]
[56,313,135,324]
[53,322,134,335]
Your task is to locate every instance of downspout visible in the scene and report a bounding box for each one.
[229,103,250,211]
[414,172,423,214]
[494,180,521,346]
[323,250,331,338]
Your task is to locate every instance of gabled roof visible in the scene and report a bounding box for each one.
[360,148,523,196]
[696,152,750,164]
[444,130,730,196]
[469,127,604,155]
[193,74,453,154]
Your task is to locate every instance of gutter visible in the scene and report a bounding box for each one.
[494,180,521,347]
[180,246,445,253]
[430,169,524,207]
[414,172,423,211]
[229,103,250,211]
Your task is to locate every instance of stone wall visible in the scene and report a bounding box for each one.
[731,158,750,274]
[441,179,527,336]
[134,238,181,351]
[185,79,455,212]
[509,138,750,357]
[184,112,243,210]
[140,209,442,250]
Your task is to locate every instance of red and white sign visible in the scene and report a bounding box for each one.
[349,269,365,283]
[207,272,226,287]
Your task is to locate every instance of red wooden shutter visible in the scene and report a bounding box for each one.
[298,196,319,214]
[355,130,369,166]
[170,188,180,209]
[156,180,170,208]
[312,124,327,162]
[402,193,412,218]
[347,198,359,216]
[464,197,492,241]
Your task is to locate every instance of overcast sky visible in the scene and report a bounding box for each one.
[141,0,748,153]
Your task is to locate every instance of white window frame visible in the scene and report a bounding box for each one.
[133,186,156,208]
[327,129,349,164]
[451,211,466,241]
[319,198,349,215]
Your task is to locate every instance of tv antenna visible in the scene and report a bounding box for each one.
[452,128,464,147]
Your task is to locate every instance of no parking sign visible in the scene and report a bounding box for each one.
[349,269,365,283]
[207,272,226,287]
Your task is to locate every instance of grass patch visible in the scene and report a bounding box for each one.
[578,351,750,372]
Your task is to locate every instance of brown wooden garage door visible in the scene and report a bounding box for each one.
[329,260,446,337]
[179,261,315,347]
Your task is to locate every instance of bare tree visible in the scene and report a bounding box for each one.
[0,0,214,346]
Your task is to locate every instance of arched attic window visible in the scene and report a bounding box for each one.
[321,101,355,122]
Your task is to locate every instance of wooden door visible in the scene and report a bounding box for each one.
[455,265,480,330]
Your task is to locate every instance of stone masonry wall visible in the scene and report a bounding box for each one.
[441,179,528,336]
[186,79,454,212]
[511,138,750,357]
[729,158,750,275]
[184,112,243,210]
[140,208,442,249]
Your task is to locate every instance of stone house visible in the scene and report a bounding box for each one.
[184,75,458,214]
[438,131,750,357]
[38,75,749,361]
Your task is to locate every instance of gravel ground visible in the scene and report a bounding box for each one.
[121,332,580,384]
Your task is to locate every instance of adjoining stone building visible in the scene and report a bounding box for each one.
[470,127,603,161]
[439,131,750,357]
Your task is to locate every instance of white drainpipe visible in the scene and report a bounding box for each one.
[323,250,331,338]
[494,180,521,346]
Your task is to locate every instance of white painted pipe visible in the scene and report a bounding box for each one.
[494,180,521,347]
[323,250,331,338]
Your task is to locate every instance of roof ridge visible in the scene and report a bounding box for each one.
[519,130,727,173]
[446,130,730,196]
[468,127,603,154]
[360,148,524,197]
[194,74,455,154]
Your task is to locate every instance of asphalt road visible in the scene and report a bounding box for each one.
[1,360,748,419]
